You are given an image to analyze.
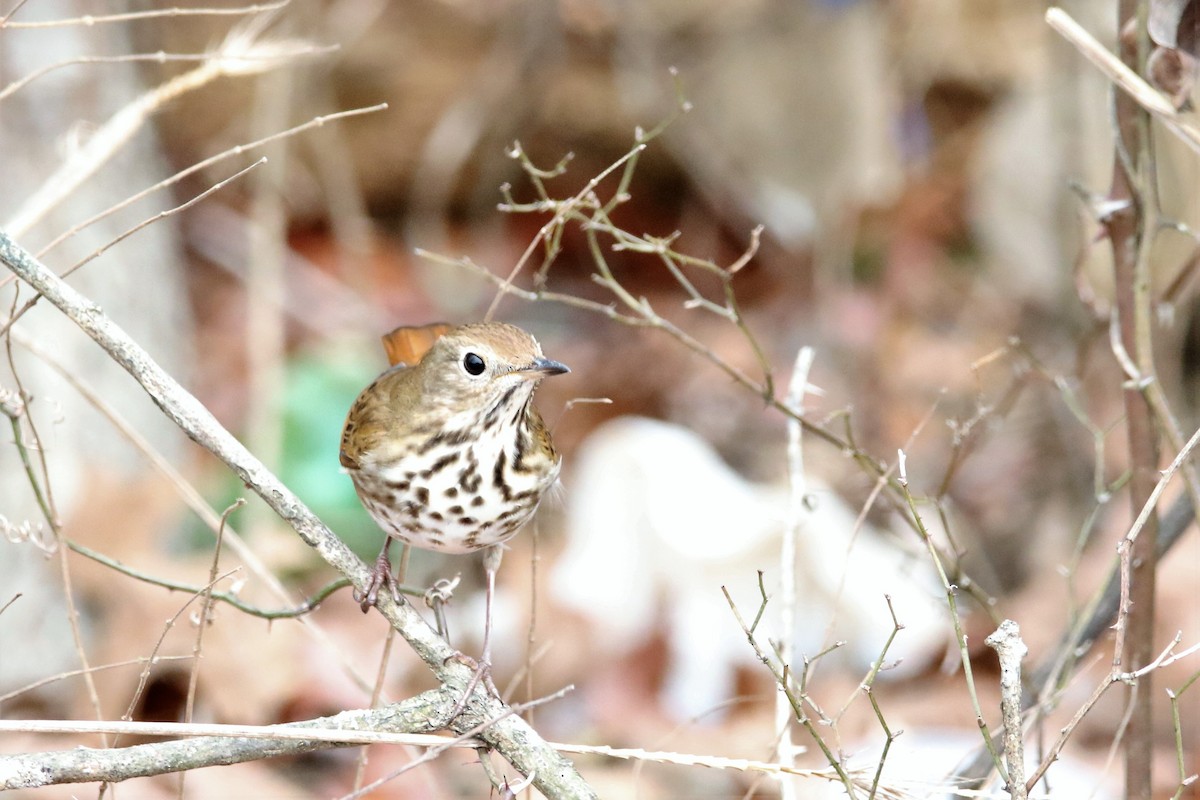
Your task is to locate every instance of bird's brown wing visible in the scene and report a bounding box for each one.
[339,381,375,469]
[343,324,448,470]
[340,364,417,469]
[382,323,453,367]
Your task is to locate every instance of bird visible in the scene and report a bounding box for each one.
[339,322,569,662]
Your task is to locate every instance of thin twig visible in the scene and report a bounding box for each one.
[861,596,904,800]
[1,1,288,28]
[552,742,884,786]
[0,159,267,338]
[1046,8,1200,156]
[722,585,859,797]
[0,656,192,706]
[66,540,352,618]
[777,344,815,800]
[896,464,1006,781]
[0,0,30,26]
[180,500,241,800]
[117,566,243,747]
[0,717,476,747]
[26,103,386,262]
[1122,423,1200,548]
[1167,664,1200,798]
[352,626,397,793]
[984,621,1028,800]
[4,30,332,236]
[1024,634,1192,792]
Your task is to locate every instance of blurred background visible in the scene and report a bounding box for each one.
[1,0,1199,797]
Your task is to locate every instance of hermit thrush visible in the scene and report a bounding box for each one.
[340,322,568,618]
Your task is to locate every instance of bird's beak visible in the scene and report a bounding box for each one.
[523,357,570,377]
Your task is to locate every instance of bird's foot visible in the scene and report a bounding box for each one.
[354,549,402,613]
[445,650,499,719]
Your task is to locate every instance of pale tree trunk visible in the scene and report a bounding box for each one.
[0,0,190,706]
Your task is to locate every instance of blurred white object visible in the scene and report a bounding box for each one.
[808,728,1116,799]
[551,416,945,719]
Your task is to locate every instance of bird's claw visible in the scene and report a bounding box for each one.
[444,651,499,720]
[355,549,402,613]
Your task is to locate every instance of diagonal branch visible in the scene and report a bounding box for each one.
[0,231,596,799]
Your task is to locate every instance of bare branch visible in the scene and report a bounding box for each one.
[0,232,595,799]
[985,620,1028,800]
[4,29,334,235]
[1046,8,1200,156]
[0,697,463,789]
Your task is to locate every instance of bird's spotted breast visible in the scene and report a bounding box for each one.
[349,428,559,554]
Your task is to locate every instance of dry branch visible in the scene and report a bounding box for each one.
[1047,7,1200,156]
[0,231,596,799]
[985,620,1027,800]
[0,694,452,789]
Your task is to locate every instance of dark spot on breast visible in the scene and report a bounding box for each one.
[445,486,459,498]
[458,464,481,493]
[417,427,474,455]
[471,496,485,507]
[429,451,460,472]
[448,505,464,515]
[513,429,528,472]
[493,451,512,501]
[457,516,477,525]
[415,487,430,505]
[483,403,501,429]
[422,450,463,479]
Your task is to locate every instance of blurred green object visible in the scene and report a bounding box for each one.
[279,345,382,560]
[181,344,383,562]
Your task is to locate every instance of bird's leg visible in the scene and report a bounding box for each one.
[355,538,405,613]
[447,545,503,715]
[478,543,503,671]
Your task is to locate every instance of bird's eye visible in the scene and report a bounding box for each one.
[463,352,486,376]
